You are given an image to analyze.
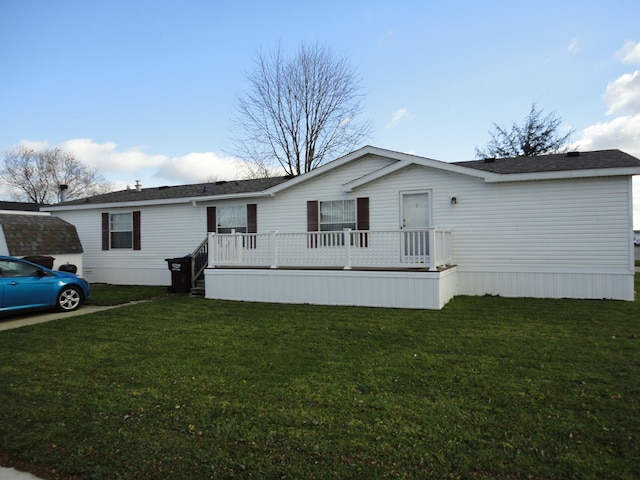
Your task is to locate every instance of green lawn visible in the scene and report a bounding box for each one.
[85,284,170,306]
[0,278,639,479]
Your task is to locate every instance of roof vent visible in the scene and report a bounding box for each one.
[135,180,142,192]
[483,157,496,163]
[566,151,580,157]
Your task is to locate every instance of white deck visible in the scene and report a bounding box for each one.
[203,228,457,309]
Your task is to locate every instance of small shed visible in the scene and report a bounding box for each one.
[0,212,84,273]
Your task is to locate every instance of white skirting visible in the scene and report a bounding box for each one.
[204,266,635,309]
[204,267,459,310]
[456,269,635,301]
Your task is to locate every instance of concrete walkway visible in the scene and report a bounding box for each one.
[0,302,144,332]
[0,467,42,480]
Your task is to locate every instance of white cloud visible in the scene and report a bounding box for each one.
[619,40,640,64]
[377,30,395,47]
[386,108,413,128]
[59,139,242,185]
[568,37,580,54]
[575,115,640,157]
[8,139,243,190]
[154,152,240,184]
[574,40,640,228]
[604,70,640,115]
[60,139,166,173]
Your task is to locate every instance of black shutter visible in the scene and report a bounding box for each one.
[307,201,319,231]
[133,211,141,250]
[356,197,369,248]
[246,204,257,249]
[207,207,217,233]
[307,200,319,248]
[247,204,257,233]
[356,197,369,230]
[101,213,110,250]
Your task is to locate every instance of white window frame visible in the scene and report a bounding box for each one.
[217,205,247,234]
[319,199,356,232]
[110,212,134,249]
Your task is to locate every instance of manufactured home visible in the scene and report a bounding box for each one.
[45,146,640,309]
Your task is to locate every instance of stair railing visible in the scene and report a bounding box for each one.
[191,236,209,288]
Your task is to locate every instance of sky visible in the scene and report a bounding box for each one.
[1,0,640,226]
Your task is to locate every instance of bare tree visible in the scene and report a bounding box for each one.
[233,42,371,176]
[1,146,111,204]
[475,103,575,158]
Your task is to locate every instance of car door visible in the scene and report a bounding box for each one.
[0,259,56,311]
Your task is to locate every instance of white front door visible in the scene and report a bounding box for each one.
[401,192,431,261]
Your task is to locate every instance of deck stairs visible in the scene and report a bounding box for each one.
[189,236,209,297]
[190,277,205,297]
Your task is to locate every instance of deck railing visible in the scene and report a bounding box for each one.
[190,236,209,287]
[207,228,453,271]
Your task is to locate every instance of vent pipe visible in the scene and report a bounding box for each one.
[59,184,69,203]
[135,180,142,192]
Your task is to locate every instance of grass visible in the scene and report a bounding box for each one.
[85,284,170,306]
[0,279,639,479]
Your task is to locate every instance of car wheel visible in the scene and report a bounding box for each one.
[57,286,83,312]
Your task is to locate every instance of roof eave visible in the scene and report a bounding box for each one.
[42,190,274,211]
[482,167,640,183]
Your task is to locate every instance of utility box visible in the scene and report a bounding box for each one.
[165,257,192,294]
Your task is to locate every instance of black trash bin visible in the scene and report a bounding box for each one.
[165,257,192,294]
[58,263,78,274]
[23,255,55,269]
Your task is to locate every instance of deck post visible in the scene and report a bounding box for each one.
[344,229,352,270]
[208,232,215,267]
[271,231,279,269]
[428,228,437,271]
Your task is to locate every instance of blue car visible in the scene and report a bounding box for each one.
[0,255,90,314]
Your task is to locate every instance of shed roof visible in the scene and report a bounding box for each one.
[0,214,83,256]
[0,201,42,212]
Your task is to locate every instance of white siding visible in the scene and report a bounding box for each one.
[54,203,210,285]
[258,155,396,232]
[444,176,633,273]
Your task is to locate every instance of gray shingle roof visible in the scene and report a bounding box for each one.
[0,214,83,256]
[57,176,291,206]
[454,149,640,174]
[0,201,42,211]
